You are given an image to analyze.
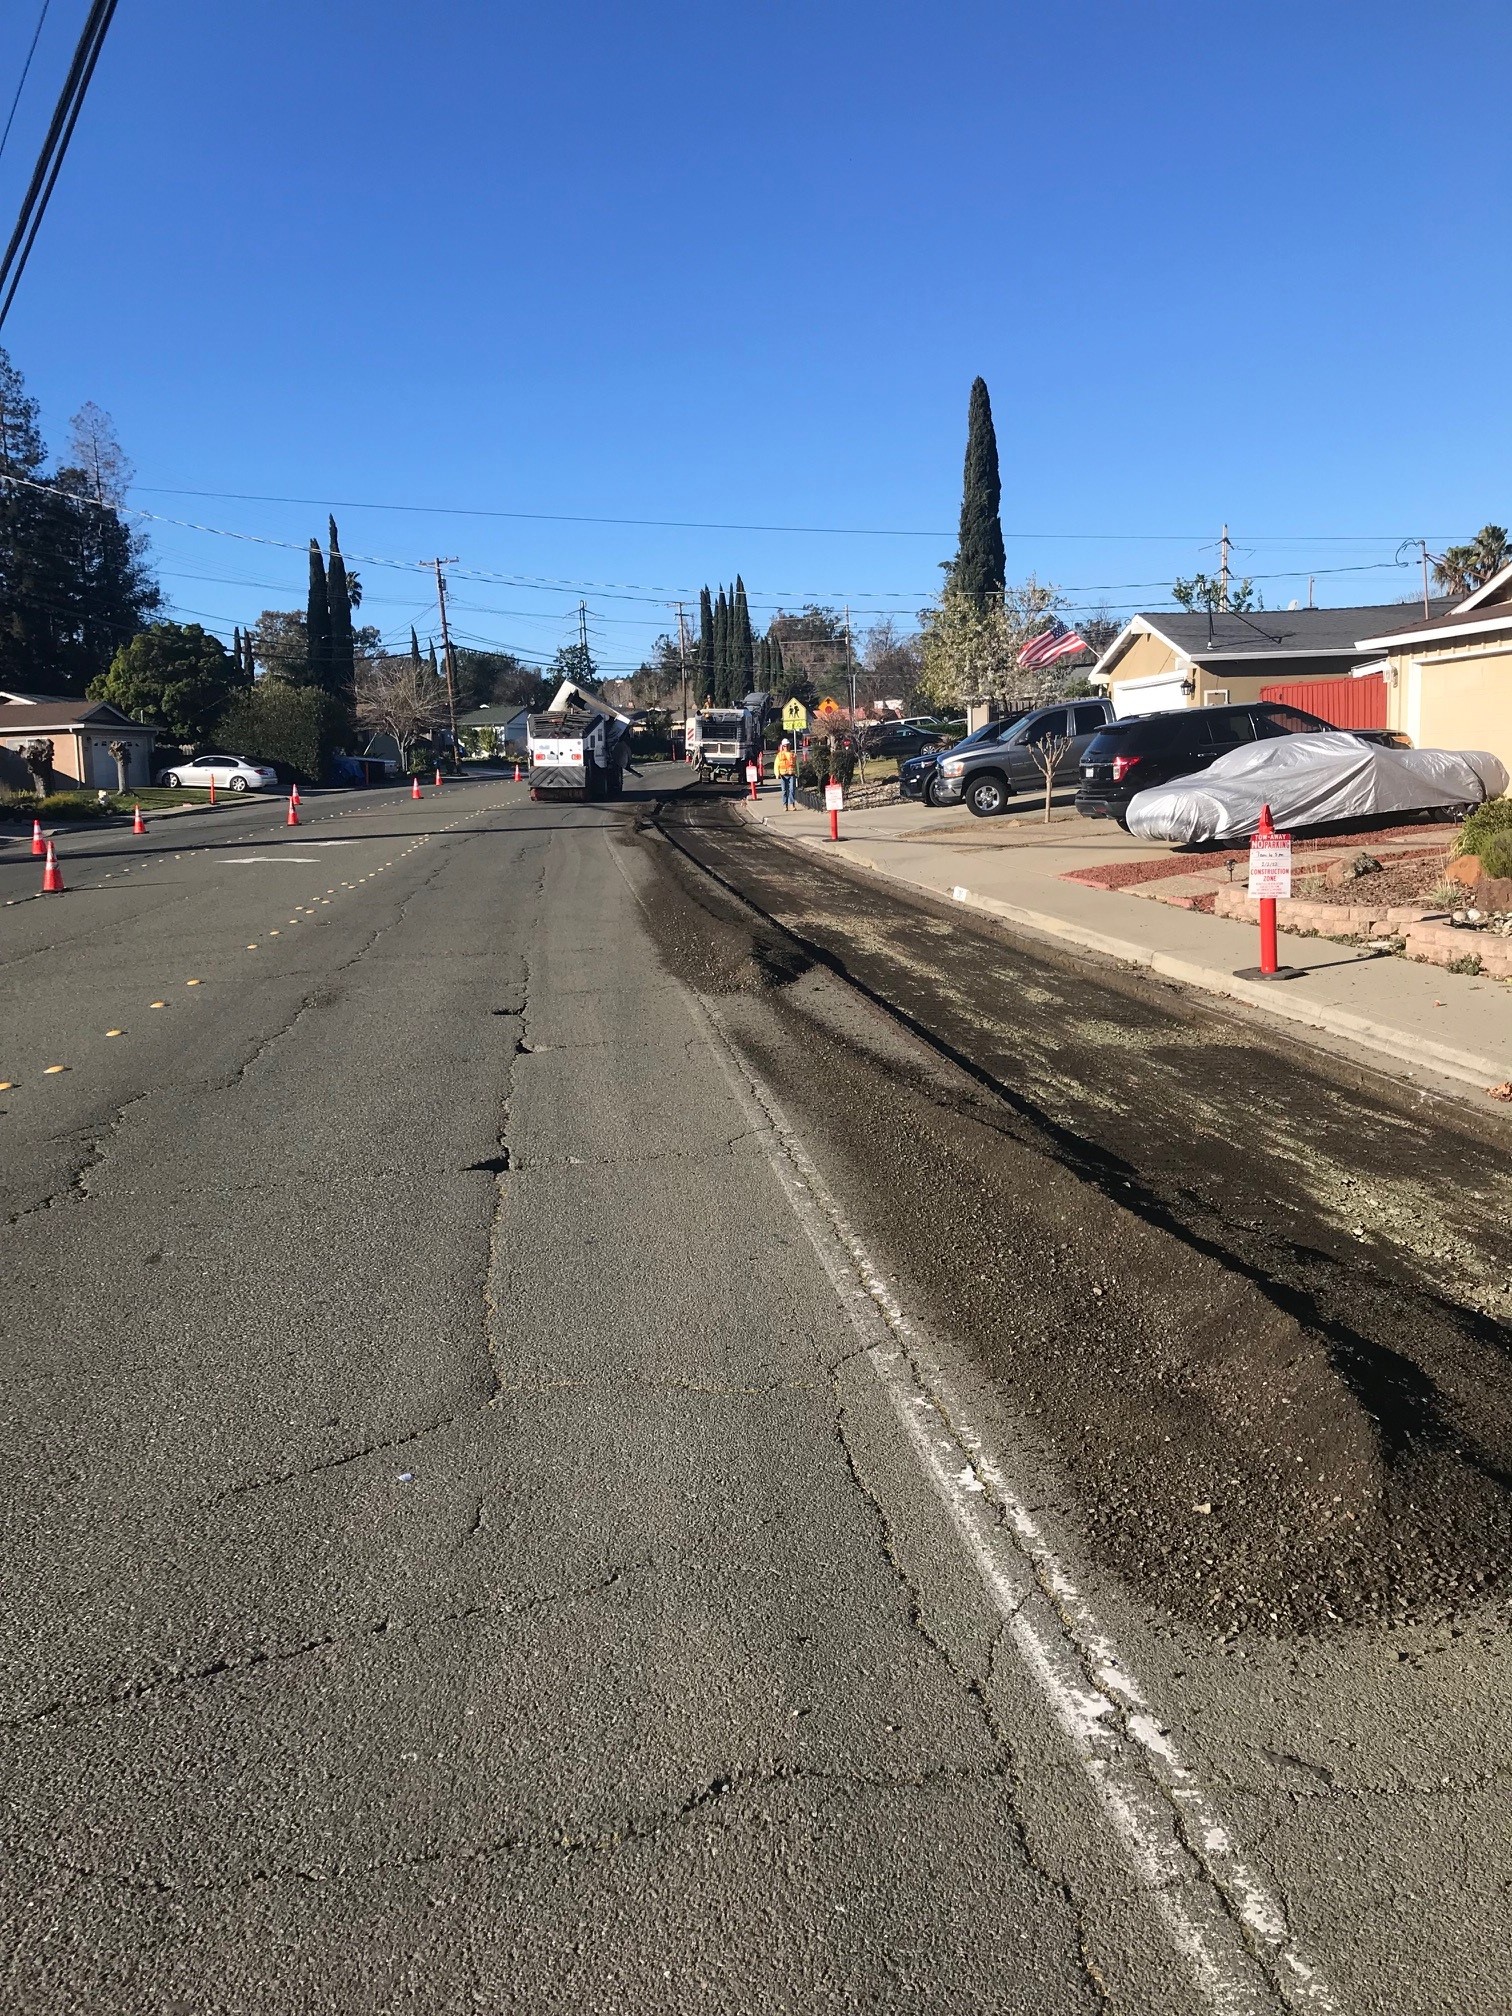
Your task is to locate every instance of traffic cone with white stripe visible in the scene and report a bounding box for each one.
[434,767,443,788]
[513,762,521,782]
[286,794,300,827]
[132,804,146,834]
[31,817,45,857]
[411,774,422,800]
[41,841,64,894]
[291,782,300,807]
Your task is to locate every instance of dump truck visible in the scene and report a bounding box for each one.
[527,679,634,800]
[687,705,761,784]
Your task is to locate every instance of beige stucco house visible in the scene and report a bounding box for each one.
[1090,601,1448,718]
[1355,565,1512,774]
[0,694,157,792]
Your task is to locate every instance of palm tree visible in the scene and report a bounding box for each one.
[1432,523,1509,597]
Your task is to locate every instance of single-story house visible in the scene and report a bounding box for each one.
[1090,601,1451,719]
[1356,563,1512,775]
[456,704,530,758]
[0,695,157,792]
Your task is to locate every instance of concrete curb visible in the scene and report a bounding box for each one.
[744,808,1510,1095]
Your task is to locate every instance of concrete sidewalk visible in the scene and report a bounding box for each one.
[738,792,1512,1097]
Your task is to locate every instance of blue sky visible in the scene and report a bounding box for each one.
[2,0,1509,672]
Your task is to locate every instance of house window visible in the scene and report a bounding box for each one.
[1203,688,1230,706]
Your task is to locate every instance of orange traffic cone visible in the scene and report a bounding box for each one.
[291,782,300,806]
[411,775,422,800]
[434,767,443,788]
[41,841,65,894]
[513,761,522,782]
[31,817,45,857]
[132,804,146,834]
[286,795,300,827]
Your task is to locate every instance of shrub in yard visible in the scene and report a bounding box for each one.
[1476,829,1512,881]
[1457,795,1512,862]
[0,791,113,822]
[217,684,346,783]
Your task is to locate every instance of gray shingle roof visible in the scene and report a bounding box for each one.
[1142,600,1452,659]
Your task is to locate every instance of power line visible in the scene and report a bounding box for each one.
[0,0,52,163]
[0,0,120,330]
[126,482,1467,549]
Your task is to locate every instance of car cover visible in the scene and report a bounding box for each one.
[1125,731,1509,844]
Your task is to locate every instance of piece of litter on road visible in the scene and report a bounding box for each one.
[150,1000,166,1009]
[0,1080,14,1091]
[1193,1502,1212,1515]
[952,885,970,900]
[43,1065,67,1075]
[397,1471,413,1483]
[105,1029,123,1037]
[1487,1081,1512,1103]
[186,978,201,986]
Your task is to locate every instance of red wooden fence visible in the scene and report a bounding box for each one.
[1259,672,1386,730]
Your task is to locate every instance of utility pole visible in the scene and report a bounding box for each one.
[674,602,690,736]
[578,599,590,670]
[1219,524,1231,612]
[1419,539,1431,617]
[432,557,460,769]
[844,603,855,720]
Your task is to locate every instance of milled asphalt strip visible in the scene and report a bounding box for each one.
[606,830,1337,2015]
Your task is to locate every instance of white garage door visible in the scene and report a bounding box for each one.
[1112,674,1189,719]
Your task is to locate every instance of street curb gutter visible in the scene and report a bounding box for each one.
[743,811,1510,1096]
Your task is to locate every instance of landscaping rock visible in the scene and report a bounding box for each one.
[1324,850,1382,888]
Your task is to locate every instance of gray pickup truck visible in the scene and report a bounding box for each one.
[931,698,1117,816]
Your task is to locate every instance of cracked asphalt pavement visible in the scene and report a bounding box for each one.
[2,768,1508,2012]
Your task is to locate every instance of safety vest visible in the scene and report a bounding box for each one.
[774,747,796,776]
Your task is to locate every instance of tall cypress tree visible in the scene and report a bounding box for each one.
[713,588,730,704]
[953,376,1006,609]
[697,586,714,702]
[428,638,439,678]
[768,627,784,683]
[410,626,421,668]
[734,576,755,695]
[325,515,355,699]
[306,538,331,690]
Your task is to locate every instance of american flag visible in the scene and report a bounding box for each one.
[1016,619,1090,672]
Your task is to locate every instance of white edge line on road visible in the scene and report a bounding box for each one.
[604,809,1337,2011]
[628,918,1340,2009]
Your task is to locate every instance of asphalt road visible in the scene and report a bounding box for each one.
[2,769,1507,2013]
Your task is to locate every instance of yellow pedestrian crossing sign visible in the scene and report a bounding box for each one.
[781,698,808,732]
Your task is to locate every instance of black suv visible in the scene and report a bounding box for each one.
[1075,702,1331,822]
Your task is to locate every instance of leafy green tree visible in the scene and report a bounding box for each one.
[89,622,242,745]
[250,609,308,683]
[218,682,346,781]
[952,376,1006,609]
[550,638,599,690]
[1433,524,1509,598]
[0,356,159,694]
[1172,571,1255,613]
[325,516,355,698]
[306,539,331,691]
[916,577,1061,711]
